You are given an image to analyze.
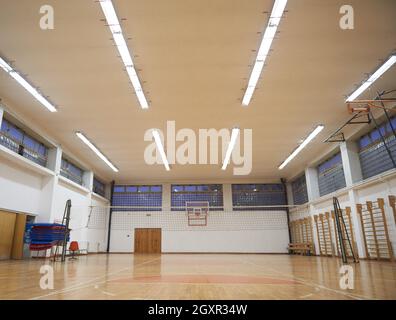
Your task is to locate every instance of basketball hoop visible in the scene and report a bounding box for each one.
[347,99,396,114]
[186,201,209,226]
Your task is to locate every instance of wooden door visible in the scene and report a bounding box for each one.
[134,228,161,253]
[0,211,17,260]
[12,214,27,259]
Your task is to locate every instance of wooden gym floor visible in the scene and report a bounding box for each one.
[0,254,395,300]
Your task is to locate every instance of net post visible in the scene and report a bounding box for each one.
[281,178,292,244]
[106,180,115,253]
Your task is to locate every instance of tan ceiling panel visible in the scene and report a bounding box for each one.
[0,0,395,182]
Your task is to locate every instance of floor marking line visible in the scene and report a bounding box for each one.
[29,267,130,300]
[243,259,367,300]
[30,256,161,300]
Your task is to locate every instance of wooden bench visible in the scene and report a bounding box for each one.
[288,243,312,256]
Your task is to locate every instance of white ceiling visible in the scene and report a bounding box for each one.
[0,0,395,183]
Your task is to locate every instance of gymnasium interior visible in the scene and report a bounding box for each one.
[0,0,396,301]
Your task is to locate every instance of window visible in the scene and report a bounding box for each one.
[0,118,48,167]
[93,177,106,197]
[291,174,308,205]
[60,158,84,185]
[232,184,286,210]
[171,184,223,211]
[359,117,396,179]
[112,185,162,211]
[318,153,346,196]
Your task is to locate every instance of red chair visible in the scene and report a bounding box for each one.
[69,241,79,260]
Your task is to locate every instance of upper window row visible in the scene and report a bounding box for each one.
[232,184,286,210]
[317,153,346,197]
[60,158,84,186]
[171,184,223,210]
[111,184,287,211]
[0,118,48,167]
[359,117,396,179]
[291,175,308,205]
[114,185,162,193]
[93,177,106,197]
[359,117,396,150]
[172,185,221,193]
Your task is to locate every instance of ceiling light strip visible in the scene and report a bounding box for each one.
[242,0,288,106]
[76,132,119,172]
[0,56,57,112]
[99,0,149,109]
[222,128,240,170]
[346,55,396,102]
[152,130,170,171]
[278,125,324,170]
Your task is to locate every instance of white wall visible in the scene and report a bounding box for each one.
[54,181,91,245]
[162,230,288,253]
[109,210,289,253]
[0,159,43,214]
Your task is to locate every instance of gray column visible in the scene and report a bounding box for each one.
[286,182,293,205]
[162,183,171,212]
[305,167,320,201]
[83,170,94,191]
[305,167,321,255]
[223,184,233,212]
[340,141,363,186]
[38,146,62,223]
[309,209,321,255]
[47,145,62,172]
[340,141,366,257]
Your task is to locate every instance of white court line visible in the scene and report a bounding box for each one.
[94,285,116,297]
[30,256,161,300]
[242,259,369,300]
[30,267,130,300]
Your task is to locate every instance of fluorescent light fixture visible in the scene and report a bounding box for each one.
[242,0,288,106]
[278,125,324,170]
[222,128,240,170]
[99,0,149,109]
[0,56,57,112]
[346,55,396,102]
[152,130,170,171]
[76,132,119,172]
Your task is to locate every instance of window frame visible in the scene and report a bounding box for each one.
[112,185,163,211]
[60,158,84,186]
[231,183,286,211]
[170,184,223,211]
[0,118,48,167]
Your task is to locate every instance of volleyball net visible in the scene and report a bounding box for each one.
[66,203,309,232]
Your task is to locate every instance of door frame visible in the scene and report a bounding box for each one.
[134,228,162,253]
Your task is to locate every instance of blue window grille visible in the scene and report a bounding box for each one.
[291,174,308,205]
[318,153,346,196]
[60,158,84,185]
[0,118,48,167]
[171,184,223,211]
[112,185,162,211]
[232,184,286,210]
[93,177,106,197]
[359,117,396,179]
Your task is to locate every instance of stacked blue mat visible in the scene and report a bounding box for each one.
[29,223,69,251]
